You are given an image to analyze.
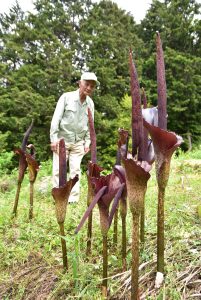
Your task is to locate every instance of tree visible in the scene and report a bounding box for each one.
[0,0,89,161]
[79,0,145,166]
[139,0,201,55]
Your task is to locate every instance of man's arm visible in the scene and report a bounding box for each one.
[50,94,66,152]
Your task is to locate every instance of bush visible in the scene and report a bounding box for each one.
[0,151,15,176]
[177,145,201,160]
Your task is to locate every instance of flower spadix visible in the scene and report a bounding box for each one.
[12,120,34,217]
[52,139,78,224]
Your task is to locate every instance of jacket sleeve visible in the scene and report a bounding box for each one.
[50,94,66,143]
[84,101,94,148]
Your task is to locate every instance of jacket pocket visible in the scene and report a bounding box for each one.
[60,107,76,129]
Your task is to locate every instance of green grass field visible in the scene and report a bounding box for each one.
[0,150,200,299]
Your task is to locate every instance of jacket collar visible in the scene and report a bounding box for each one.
[75,89,90,106]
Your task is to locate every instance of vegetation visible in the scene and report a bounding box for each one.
[0,1,201,298]
[0,149,200,299]
[0,0,201,168]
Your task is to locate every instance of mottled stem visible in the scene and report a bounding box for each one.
[12,181,22,216]
[129,49,144,160]
[102,234,108,298]
[59,222,68,271]
[59,139,67,185]
[131,214,140,300]
[29,181,34,220]
[113,209,118,248]
[115,149,121,165]
[156,32,167,130]
[86,212,92,256]
[140,198,145,247]
[122,216,127,271]
[88,108,97,163]
[157,188,165,273]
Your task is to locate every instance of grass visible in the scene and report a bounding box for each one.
[0,150,201,299]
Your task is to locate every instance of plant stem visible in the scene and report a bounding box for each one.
[102,234,108,298]
[122,216,127,271]
[29,181,34,220]
[113,209,118,248]
[131,214,140,300]
[86,211,92,256]
[157,188,165,273]
[140,199,145,247]
[12,181,22,216]
[59,222,68,271]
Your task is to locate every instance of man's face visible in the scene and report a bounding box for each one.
[79,80,96,97]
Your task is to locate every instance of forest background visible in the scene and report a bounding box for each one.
[0,0,201,169]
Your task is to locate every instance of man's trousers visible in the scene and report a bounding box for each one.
[52,140,85,203]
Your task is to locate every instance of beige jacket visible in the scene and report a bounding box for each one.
[50,89,94,147]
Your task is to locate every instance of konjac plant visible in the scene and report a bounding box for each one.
[86,107,103,255]
[75,143,126,298]
[117,49,155,299]
[76,170,126,298]
[25,144,39,220]
[12,120,34,217]
[51,138,78,271]
[143,32,183,287]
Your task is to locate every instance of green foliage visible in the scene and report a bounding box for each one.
[116,94,132,132]
[139,0,201,55]
[0,153,201,298]
[0,151,14,176]
[78,0,145,167]
[0,0,201,167]
[177,144,201,160]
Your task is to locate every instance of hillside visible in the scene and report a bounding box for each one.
[0,150,200,299]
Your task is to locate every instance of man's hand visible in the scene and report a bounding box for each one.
[51,142,58,153]
[84,146,90,153]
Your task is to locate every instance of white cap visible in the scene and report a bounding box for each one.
[81,72,98,82]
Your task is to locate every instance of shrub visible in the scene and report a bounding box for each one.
[0,151,15,176]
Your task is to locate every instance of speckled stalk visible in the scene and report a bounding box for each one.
[12,121,34,216]
[86,163,103,255]
[131,214,140,300]
[86,108,98,254]
[156,32,167,130]
[12,181,22,216]
[144,120,183,274]
[120,193,127,271]
[59,139,67,185]
[102,234,108,298]
[12,150,27,216]
[140,202,145,246]
[86,178,93,255]
[88,108,97,163]
[86,213,93,256]
[122,157,151,299]
[113,208,118,247]
[129,49,144,160]
[86,166,94,255]
[29,181,34,220]
[121,214,127,271]
[59,222,68,270]
[52,140,78,271]
[157,188,165,273]
[26,152,39,220]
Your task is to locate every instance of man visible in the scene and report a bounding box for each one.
[50,72,97,203]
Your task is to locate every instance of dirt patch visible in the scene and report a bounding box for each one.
[0,252,60,300]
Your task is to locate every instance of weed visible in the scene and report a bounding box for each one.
[0,154,200,299]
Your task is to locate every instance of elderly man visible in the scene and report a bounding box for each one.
[50,72,97,203]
